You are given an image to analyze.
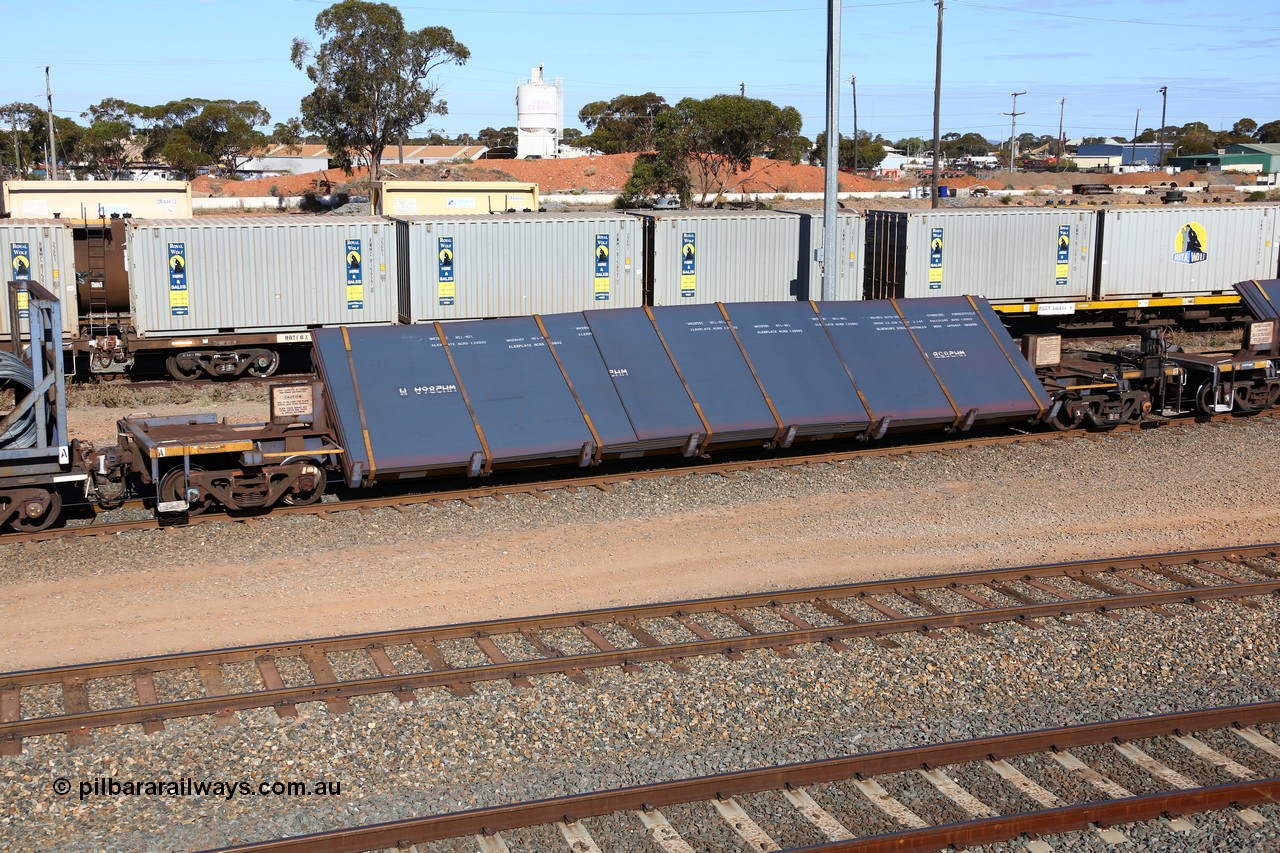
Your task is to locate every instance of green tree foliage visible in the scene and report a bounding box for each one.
[578,93,669,154]
[270,117,308,152]
[80,119,133,178]
[809,131,887,170]
[291,0,469,180]
[1258,120,1280,144]
[894,136,928,157]
[0,102,41,175]
[476,126,517,149]
[561,128,584,146]
[1233,118,1258,139]
[615,153,692,208]
[83,98,271,177]
[653,94,803,202]
[941,132,992,157]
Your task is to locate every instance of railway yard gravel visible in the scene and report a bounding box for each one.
[3,414,1280,849]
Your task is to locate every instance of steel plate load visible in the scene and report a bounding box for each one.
[312,296,1052,489]
[1234,279,1280,322]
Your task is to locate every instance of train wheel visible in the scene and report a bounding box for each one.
[158,466,211,515]
[282,474,325,507]
[165,353,202,381]
[1051,400,1084,431]
[1195,383,1222,416]
[246,350,280,378]
[1233,385,1262,414]
[9,489,62,533]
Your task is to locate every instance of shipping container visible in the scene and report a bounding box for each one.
[1097,205,1280,299]
[863,208,1096,302]
[126,216,399,337]
[2,180,192,220]
[395,212,644,322]
[633,209,861,305]
[375,181,540,216]
[0,220,78,342]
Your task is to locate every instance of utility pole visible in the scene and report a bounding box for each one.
[44,66,58,180]
[851,76,858,174]
[1157,86,1168,165]
[1131,108,1140,167]
[1004,91,1025,174]
[821,0,841,300]
[930,0,943,208]
[1057,98,1065,172]
[8,111,20,176]
[740,82,745,97]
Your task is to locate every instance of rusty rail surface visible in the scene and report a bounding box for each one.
[203,702,1280,852]
[3,411,1262,545]
[3,545,1277,755]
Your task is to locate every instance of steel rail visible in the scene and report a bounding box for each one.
[4,411,1266,545]
[3,545,1277,749]
[201,701,1280,852]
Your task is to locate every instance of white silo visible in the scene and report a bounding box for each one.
[516,64,563,159]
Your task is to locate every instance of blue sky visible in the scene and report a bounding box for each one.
[2,0,1277,145]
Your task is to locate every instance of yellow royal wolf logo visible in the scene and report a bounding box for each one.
[1173,222,1207,264]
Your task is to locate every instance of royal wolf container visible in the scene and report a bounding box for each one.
[632,209,863,306]
[791,210,865,302]
[376,181,540,216]
[1096,205,1280,299]
[395,212,644,322]
[863,208,1096,302]
[2,180,192,220]
[0,220,78,342]
[126,216,399,337]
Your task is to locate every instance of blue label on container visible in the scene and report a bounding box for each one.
[680,232,696,298]
[438,237,455,306]
[168,242,188,316]
[928,227,943,290]
[594,234,610,301]
[345,239,363,309]
[1055,225,1070,286]
[11,243,30,318]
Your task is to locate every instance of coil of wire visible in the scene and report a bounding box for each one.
[0,349,38,449]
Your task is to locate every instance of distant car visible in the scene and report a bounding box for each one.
[651,196,681,210]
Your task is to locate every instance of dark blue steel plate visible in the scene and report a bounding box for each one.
[439,317,595,462]
[648,305,777,441]
[538,312,641,450]
[313,325,481,478]
[894,297,1047,419]
[1235,279,1280,321]
[815,302,957,427]
[582,309,705,444]
[720,302,870,434]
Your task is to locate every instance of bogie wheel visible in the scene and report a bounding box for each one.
[158,465,211,515]
[281,458,326,507]
[1233,385,1262,414]
[1196,382,1223,416]
[1051,399,1085,431]
[9,489,62,533]
[165,353,202,381]
[247,350,281,378]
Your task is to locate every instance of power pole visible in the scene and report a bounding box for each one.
[1157,86,1168,165]
[851,76,858,173]
[740,82,745,97]
[44,66,58,180]
[930,0,943,208]
[8,111,20,176]
[1131,108,1140,167]
[1057,98,1065,172]
[1004,91,1025,174]
[821,0,841,300]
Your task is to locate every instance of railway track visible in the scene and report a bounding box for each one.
[4,412,1265,545]
[204,701,1280,852]
[3,544,1277,756]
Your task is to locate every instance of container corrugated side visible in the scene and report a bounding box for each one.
[637,210,811,305]
[0,220,77,341]
[397,213,644,321]
[1097,205,1280,299]
[127,216,399,337]
[789,210,864,301]
[864,208,1096,302]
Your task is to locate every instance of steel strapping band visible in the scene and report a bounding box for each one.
[643,305,713,451]
[340,326,376,480]
[533,314,602,463]
[808,300,878,426]
[967,295,1048,417]
[433,322,493,476]
[888,298,965,426]
[716,302,787,444]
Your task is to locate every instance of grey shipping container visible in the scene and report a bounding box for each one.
[126,216,399,336]
[633,209,862,305]
[395,212,644,322]
[864,208,1096,302]
[0,220,77,342]
[1097,205,1280,299]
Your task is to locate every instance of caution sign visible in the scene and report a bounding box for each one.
[438,237,455,306]
[168,242,189,317]
[345,239,364,310]
[594,234,610,301]
[1055,225,1070,286]
[1173,221,1208,265]
[680,232,697,299]
[928,227,943,288]
[11,243,30,319]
